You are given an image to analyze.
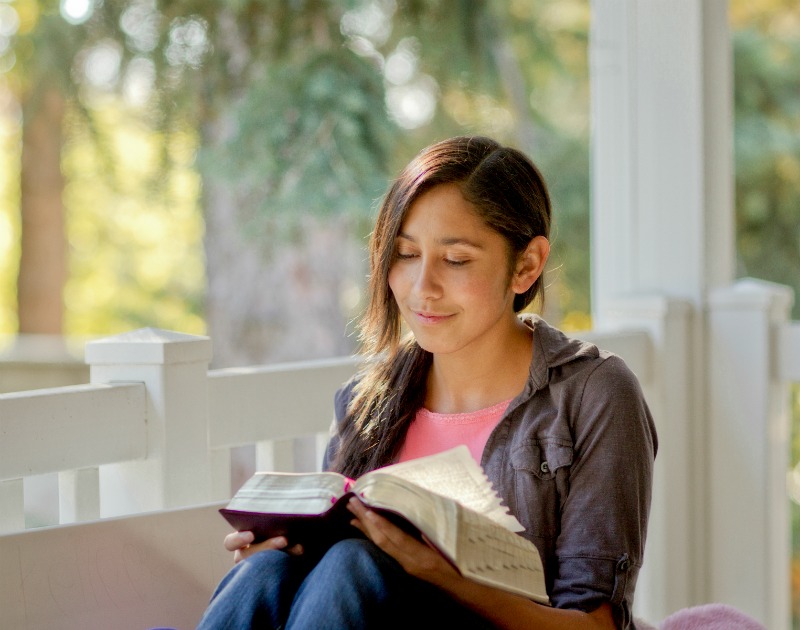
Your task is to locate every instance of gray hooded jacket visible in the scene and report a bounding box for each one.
[325,315,657,629]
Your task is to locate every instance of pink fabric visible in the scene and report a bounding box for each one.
[396,399,511,464]
[660,604,765,629]
[640,604,766,630]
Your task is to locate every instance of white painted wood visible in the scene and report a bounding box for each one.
[256,439,294,473]
[87,329,214,517]
[0,383,146,480]
[594,296,698,622]
[209,445,232,502]
[708,279,792,630]
[590,0,734,321]
[779,322,800,382]
[701,0,736,290]
[590,0,738,623]
[207,356,360,449]
[0,502,231,630]
[0,478,24,533]
[576,328,654,386]
[85,326,212,365]
[59,468,100,524]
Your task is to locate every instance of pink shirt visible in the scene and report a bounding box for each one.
[396,398,512,464]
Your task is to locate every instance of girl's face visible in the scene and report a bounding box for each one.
[388,183,524,358]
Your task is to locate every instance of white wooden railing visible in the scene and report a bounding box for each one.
[0,279,798,629]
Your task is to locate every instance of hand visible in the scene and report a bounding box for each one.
[223,531,304,564]
[346,497,460,587]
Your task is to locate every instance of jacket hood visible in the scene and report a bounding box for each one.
[519,314,600,395]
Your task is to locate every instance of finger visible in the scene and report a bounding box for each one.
[346,499,451,578]
[348,498,408,549]
[234,536,291,563]
[224,530,255,552]
[347,496,371,520]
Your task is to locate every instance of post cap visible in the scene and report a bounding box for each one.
[85,327,212,365]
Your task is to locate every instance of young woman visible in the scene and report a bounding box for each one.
[198,136,657,630]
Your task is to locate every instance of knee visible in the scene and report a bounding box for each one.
[324,538,384,565]
[241,549,291,575]
[216,549,290,592]
[316,538,397,580]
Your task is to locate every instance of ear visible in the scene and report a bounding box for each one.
[510,236,550,295]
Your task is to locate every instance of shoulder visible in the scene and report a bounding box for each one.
[516,315,656,447]
[334,374,361,423]
[524,314,643,390]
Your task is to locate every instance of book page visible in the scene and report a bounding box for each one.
[367,446,523,532]
[226,471,347,515]
[355,472,547,604]
[356,475,460,562]
[455,504,549,603]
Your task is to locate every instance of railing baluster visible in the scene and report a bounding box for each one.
[0,478,24,533]
[58,467,99,524]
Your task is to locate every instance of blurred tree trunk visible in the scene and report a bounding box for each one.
[201,116,363,368]
[17,87,67,335]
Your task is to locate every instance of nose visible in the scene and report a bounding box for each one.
[412,257,442,300]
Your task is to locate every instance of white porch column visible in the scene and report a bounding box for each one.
[85,328,213,517]
[708,279,792,630]
[589,0,734,311]
[589,0,736,621]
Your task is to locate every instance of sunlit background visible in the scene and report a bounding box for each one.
[0,0,799,623]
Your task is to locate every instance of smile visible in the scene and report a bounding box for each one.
[413,311,454,325]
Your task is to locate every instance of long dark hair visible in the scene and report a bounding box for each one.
[330,136,552,477]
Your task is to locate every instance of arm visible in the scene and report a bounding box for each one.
[548,355,657,623]
[347,497,617,630]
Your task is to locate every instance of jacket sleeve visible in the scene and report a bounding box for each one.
[552,354,657,629]
[321,376,359,472]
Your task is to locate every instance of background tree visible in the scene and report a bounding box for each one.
[2,0,593,365]
[4,4,77,336]
[731,4,800,319]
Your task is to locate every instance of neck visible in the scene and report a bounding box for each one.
[425,317,533,414]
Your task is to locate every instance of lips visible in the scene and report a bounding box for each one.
[412,310,454,324]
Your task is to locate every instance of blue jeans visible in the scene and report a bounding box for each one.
[196,538,494,629]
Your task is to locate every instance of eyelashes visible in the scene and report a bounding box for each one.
[394,252,470,267]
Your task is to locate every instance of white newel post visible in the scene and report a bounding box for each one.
[590,0,735,621]
[708,279,792,630]
[598,297,695,620]
[85,328,213,517]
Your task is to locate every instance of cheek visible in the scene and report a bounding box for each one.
[387,265,404,298]
[459,273,509,303]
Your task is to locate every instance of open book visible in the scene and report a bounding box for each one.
[220,446,549,603]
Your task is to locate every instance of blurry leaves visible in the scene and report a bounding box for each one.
[199,50,393,226]
[733,23,800,317]
[3,0,796,338]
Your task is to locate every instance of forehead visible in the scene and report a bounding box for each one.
[401,183,487,233]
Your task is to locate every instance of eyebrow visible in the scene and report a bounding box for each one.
[396,232,485,249]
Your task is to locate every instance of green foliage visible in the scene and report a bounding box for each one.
[201,50,393,227]
[61,106,205,336]
[4,0,796,338]
[0,0,596,336]
[733,26,800,319]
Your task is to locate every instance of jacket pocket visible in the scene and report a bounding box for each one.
[510,439,573,539]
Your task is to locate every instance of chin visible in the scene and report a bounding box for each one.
[412,335,461,356]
